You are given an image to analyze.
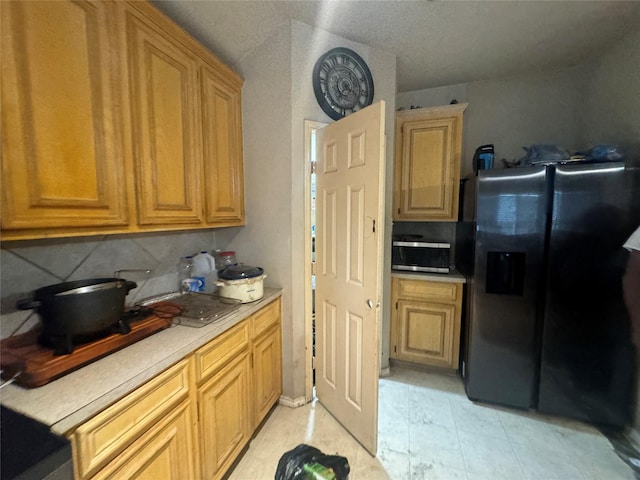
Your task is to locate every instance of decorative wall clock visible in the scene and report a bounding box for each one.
[312,47,374,121]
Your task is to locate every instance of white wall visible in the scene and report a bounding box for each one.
[397,66,588,176]
[226,26,295,396]
[229,20,397,403]
[581,29,640,164]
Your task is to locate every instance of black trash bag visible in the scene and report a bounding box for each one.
[275,443,350,480]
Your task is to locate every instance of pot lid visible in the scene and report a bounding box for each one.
[34,278,133,298]
[218,265,264,280]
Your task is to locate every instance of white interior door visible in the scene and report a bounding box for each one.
[315,101,385,455]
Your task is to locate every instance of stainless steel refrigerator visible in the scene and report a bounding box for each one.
[459,162,640,429]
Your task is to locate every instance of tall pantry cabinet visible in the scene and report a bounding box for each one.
[1,0,245,241]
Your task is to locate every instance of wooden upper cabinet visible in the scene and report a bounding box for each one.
[1,0,245,240]
[393,103,468,221]
[124,5,203,226]
[1,0,129,235]
[124,1,244,229]
[201,66,245,225]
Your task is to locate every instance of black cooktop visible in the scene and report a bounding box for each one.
[1,406,71,479]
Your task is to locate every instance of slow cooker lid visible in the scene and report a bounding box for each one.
[218,265,264,280]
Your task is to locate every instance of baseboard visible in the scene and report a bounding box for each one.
[389,358,460,377]
[278,395,308,408]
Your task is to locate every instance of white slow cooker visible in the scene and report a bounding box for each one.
[216,265,266,303]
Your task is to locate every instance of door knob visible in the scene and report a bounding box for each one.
[366,299,374,310]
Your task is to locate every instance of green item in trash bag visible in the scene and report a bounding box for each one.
[275,443,349,480]
[303,462,336,480]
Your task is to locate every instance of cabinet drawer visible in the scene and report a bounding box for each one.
[90,400,196,480]
[396,278,459,303]
[194,320,249,384]
[71,359,190,479]
[251,298,281,339]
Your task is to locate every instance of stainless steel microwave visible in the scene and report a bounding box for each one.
[392,240,451,273]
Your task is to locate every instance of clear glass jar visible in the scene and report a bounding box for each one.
[215,251,237,271]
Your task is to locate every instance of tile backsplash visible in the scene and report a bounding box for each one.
[0,228,240,339]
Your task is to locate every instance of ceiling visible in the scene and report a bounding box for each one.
[152,1,640,93]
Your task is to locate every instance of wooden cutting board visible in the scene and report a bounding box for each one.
[0,315,173,388]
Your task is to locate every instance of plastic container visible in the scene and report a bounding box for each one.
[192,251,217,293]
[179,256,200,293]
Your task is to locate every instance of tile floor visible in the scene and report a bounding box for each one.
[229,367,635,479]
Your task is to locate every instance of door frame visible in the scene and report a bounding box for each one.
[304,120,327,402]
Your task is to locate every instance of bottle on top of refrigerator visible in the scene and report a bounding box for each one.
[193,251,217,293]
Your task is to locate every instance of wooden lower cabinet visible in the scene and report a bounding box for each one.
[198,353,252,480]
[91,400,197,480]
[70,298,282,480]
[390,277,463,369]
[253,324,282,428]
[71,360,192,479]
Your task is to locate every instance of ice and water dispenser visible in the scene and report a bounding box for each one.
[485,251,526,295]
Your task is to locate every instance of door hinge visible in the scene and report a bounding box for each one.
[311,261,316,276]
[394,345,397,354]
[372,219,376,233]
[397,207,400,214]
[312,356,316,370]
[311,161,317,174]
[395,301,398,310]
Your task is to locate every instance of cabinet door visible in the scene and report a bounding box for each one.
[125,5,203,226]
[1,0,128,235]
[71,359,191,479]
[393,104,466,222]
[253,325,282,427]
[395,116,458,220]
[198,353,252,480]
[395,298,458,368]
[201,66,245,225]
[91,401,197,480]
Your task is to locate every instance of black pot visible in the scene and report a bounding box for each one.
[17,278,137,353]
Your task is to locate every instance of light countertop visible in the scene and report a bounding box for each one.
[391,269,466,283]
[0,288,282,436]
